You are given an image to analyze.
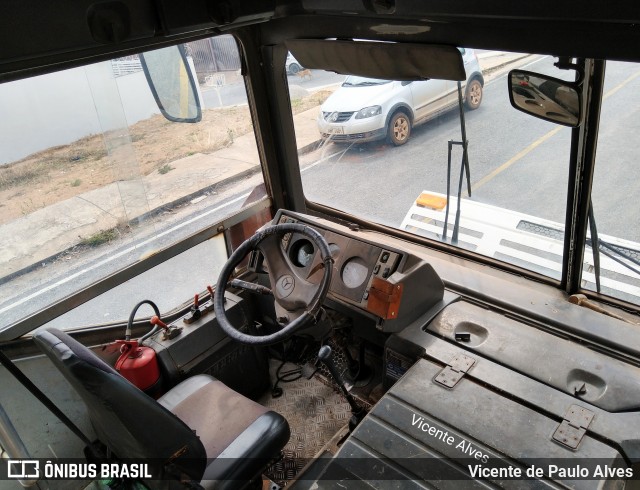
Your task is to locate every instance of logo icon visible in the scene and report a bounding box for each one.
[281,276,294,290]
[7,460,39,479]
[276,274,295,298]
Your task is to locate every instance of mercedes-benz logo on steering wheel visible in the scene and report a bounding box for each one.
[276,274,295,298]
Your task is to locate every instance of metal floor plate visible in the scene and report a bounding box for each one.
[261,361,352,485]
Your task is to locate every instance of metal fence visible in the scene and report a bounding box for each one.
[187,35,241,82]
[109,36,240,82]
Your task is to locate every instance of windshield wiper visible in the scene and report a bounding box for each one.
[586,201,640,294]
[588,202,601,293]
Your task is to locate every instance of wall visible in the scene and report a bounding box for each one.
[0,64,159,165]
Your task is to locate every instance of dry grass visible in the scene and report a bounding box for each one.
[0,89,332,224]
[292,90,332,114]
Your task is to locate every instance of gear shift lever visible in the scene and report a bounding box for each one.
[317,345,366,430]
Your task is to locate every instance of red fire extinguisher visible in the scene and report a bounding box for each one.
[114,301,169,397]
[115,339,162,397]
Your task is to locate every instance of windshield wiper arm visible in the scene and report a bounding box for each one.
[588,201,601,293]
[586,201,640,291]
[596,242,640,277]
[587,237,640,277]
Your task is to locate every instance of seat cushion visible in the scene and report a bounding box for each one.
[158,374,268,458]
[158,374,290,486]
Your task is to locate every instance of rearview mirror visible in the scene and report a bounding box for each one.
[508,69,581,127]
[140,45,202,123]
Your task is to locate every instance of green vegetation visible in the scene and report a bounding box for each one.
[158,164,174,175]
[80,228,119,247]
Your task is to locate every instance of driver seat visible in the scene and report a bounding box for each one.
[34,328,290,489]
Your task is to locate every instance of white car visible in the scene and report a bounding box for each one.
[317,48,484,145]
[286,53,304,75]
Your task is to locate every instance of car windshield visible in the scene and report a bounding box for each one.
[342,76,391,87]
[286,48,640,307]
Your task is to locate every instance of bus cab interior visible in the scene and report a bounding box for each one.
[1,1,640,489]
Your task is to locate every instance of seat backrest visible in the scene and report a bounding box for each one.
[34,328,206,481]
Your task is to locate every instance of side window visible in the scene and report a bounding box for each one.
[0,35,265,330]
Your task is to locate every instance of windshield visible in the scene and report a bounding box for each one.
[286,48,640,307]
[287,50,581,286]
[342,76,391,87]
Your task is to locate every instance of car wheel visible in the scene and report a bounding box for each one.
[465,79,483,110]
[289,63,301,75]
[388,111,411,146]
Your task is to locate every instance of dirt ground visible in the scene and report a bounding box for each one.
[0,89,331,225]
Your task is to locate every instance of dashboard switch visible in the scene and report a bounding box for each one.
[382,267,391,278]
[373,264,380,274]
[184,294,202,324]
[381,252,390,263]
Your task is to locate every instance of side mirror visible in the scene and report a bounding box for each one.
[508,69,581,127]
[140,45,202,123]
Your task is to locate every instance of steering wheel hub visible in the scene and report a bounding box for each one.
[214,222,333,345]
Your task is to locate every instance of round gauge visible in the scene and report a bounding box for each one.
[341,257,369,288]
[290,239,315,267]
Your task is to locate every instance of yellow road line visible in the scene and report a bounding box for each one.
[470,68,640,194]
[603,70,640,100]
[470,126,562,193]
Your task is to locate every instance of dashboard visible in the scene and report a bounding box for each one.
[274,210,445,332]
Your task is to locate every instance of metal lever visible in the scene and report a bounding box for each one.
[183,293,202,325]
[230,278,272,295]
[317,345,366,430]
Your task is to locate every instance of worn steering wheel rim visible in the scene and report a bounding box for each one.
[214,223,333,345]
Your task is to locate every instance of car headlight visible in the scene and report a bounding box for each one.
[355,106,382,119]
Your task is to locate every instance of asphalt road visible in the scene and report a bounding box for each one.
[2,57,639,333]
[301,56,568,228]
[301,57,640,242]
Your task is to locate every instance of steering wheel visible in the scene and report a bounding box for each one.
[214,223,334,345]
